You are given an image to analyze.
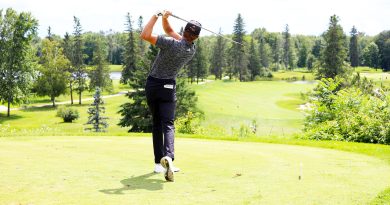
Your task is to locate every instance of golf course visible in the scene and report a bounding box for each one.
[1,1,390,204]
[1,71,390,204]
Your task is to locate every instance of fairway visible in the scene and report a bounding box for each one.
[0,136,389,205]
[193,80,314,136]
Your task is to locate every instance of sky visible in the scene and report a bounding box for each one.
[1,0,389,37]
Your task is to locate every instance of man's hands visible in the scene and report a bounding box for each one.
[162,10,172,19]
[155,11,163,18]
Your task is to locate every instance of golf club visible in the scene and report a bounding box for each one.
[157,12,244,46]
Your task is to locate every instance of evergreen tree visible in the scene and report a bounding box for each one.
[283,24,295,70]
[72,16,87,104]
[231,13,247,81]
[0,8,38,117]
[118,43,153,132]
[316,15,349,79]
[210,28,226,80]
[121,13,138,84]
[35,38,70,107]
[85,87,109,132]
[311,38,322,59]
[248,37,260,80]
[88,35,113,92]
[118,43,203,132]
[62,32,75,104]
[137,16,146,55]
[349,26,359,67]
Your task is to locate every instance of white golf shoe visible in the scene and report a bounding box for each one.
[154,163,166,173]
[160,156,174,182]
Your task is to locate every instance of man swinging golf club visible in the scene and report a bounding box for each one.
[140,10,201,182]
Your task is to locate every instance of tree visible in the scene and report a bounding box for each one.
[297,41,308,68]
[362,42,380,69]
[375,30,390,71]
[85,87,109,132]
[258,34,271,69]
[0,8,38,117]
[188,39,207,84]
[72,16,87,105]
[231,13,247,81]
[210,28,226,80]
[137,16,146,56]
[316,15,349,79]
[35,38,70,107]
[121,13,138,84]
[349,26,359,67]
[282,24,295,70]
[62,32,76,104]
[248,37,260,80]
[88,35,113,92]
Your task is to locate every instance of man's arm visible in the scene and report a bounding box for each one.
[140,13,159,45]
[162,10,182,41]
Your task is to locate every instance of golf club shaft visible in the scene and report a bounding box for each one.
[167,13,244,46]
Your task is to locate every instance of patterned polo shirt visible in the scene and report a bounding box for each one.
[149,35,196,79]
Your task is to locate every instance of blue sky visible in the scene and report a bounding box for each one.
[1,0,389,37]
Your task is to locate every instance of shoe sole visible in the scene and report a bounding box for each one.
[161,158,174,182]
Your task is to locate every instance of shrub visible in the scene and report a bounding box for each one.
[175,111,201,134]
[56,107,80,123]
[303,76,390,144]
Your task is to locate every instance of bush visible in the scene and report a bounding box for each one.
[56,107,80,123]
[175,111,201,134]
[303,76,390,144]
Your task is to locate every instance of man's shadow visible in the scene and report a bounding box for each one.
[99,172,165,194]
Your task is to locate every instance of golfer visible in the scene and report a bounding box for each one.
[140,10,201,182]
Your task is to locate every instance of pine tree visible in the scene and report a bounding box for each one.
[137,16,146,56]
[349,26,359,67]
[248,37,260,80]
[85,87,109,132]
[210,28,226,80]
[282,24,295,70]
[72,16,87,104]
[231,13,247,81]
[317,15,349,79]
[121,13,138,84]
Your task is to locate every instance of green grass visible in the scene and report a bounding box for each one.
[192,80,314,136]
[109,64,123,72]
[0,95,130,135]
[0,135,389,205]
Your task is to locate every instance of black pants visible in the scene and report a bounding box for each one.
[145,76,177,163]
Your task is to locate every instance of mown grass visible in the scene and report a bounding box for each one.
[0,135,389,205]
[192,80,314,136]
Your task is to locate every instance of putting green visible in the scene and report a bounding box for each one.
[0,136,389,204]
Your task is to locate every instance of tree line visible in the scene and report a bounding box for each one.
[1,8,390,123]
